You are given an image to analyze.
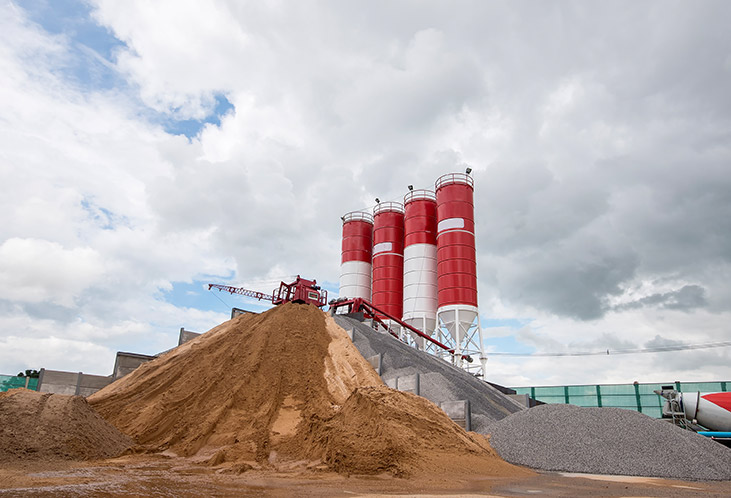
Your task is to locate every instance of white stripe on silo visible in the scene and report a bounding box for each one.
[339,260,372,300]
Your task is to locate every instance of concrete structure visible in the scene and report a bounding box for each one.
[434,172,486,375]
[371,202,405,331]
[366,353,382,375]
[402,189,438,348]
[339,211,374,300]
[334,313,524,434]
[440,400,471,431]
[113,352,157,379]
[178,328,202,346]
[395,373,420,396]
[37,369,113,397]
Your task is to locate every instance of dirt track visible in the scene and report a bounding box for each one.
[1,455,730,497]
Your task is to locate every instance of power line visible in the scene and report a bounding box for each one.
[487,340,731,357]
[208,288,232,311]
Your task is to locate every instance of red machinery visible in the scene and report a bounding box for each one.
[329,297,473,363]
[208,276,328,308]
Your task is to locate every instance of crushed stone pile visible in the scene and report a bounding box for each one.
[487,403,731,481]
[335,314,525,432]
[89,303,529,477]
[0,389,132,462]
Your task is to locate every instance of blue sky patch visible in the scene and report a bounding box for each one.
[162,94,235,138]
[19,0,127,91]
[483,335,536,355]
[80,197,127,230]
[19,1,233,140]
[163,280,274,317]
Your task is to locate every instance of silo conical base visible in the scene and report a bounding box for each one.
[431,305,486,377]
[401,316,437,350]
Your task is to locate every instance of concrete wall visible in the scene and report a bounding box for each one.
[178,328,201,346]
[77,374,114,397]
[37,369,113,396]
[113,352,157,379]
[440,400,471,431]
[231,308,258,319]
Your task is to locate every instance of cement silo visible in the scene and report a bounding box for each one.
[339,211,373,300]
[371,202,405,327]
[402,189,438,348]
[435,173,485,373]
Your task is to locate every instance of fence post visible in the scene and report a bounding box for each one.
[564,385,570,404]
[596,385,602,407]
[634,382,642,413]
[36,368,45,392]
[74,372,83,396]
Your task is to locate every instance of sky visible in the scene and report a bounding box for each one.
[1,0,730,387]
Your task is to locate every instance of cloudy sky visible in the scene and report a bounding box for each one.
[1,0,730,387]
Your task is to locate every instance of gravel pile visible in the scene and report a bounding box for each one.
[487,403,731,480]
[334,315,525,432]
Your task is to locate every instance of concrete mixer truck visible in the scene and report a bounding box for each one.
[656,387,731,446]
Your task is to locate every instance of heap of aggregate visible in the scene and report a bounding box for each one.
[0,389,132,462]
[334,314,525,433]
[90,303,529,477]
[487,403,731,480]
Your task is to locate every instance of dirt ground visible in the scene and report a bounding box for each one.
[1,454,730,497]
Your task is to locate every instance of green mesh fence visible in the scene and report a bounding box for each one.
[0,375,38,392]
[512,381,729,418]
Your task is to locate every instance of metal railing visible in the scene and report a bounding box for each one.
[404,189,436,204]
[435,172,474,190]
[373,201,405,215]
[342,211,374,224]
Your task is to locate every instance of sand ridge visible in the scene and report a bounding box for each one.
[88,303,529,477]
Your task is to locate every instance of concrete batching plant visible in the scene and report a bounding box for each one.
[338,171,487,377]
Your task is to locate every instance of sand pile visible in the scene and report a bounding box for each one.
[0,389,132,462]
[296,385,527,476]
[487,404,731,480]
[90,303,527,477]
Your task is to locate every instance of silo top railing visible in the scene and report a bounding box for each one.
[435,172,474,190]
[373,201,405,215]
[404,189,436,204]
[342,211,374,224]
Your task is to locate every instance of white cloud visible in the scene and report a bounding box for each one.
[1,0,730,386]
[0,238,103,306]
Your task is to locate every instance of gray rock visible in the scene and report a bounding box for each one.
[486,403,731,480]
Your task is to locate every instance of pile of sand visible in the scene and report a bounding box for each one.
[90,303,528,477]
[0,389,132,462]
[296,385,525,476]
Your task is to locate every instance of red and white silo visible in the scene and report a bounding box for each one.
[435,172,485,372]
[339,211,373,300]
[371,202,405,327]
[402,189,438,348]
